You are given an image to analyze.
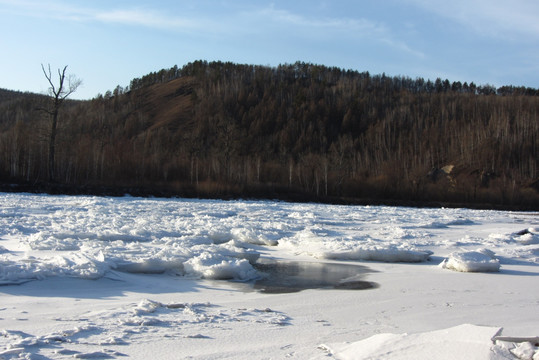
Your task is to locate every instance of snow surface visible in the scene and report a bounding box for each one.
[320,324,503,359]
[0,192,538,359]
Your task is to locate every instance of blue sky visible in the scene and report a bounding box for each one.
[1,0,538,99]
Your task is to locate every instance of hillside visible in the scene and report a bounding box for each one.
[1,61,538,209]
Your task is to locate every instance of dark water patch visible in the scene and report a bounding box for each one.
[249,259,377,294]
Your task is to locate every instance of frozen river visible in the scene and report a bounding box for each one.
[0,193,537,359]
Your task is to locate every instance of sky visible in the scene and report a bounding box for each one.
[1,0,538,99]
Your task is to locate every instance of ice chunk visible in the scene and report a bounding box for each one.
[447,218,475,226]
[510,341,537,360]
[513,228,539,245]
[231,227,278,246]
[183,253,258,280]
[116,258,183,274]
[439,248,500,272]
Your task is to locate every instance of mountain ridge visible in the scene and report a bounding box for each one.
[1,60,537,209]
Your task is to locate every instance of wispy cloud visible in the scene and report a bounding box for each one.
[0,0,424,58]
[0,0,203,31]
[94,9,199,30]
[243,5,425,58]
[406,0,539,40]
[252,6,386,35]
[0,0,87,21]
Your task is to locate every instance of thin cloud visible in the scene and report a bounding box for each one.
[0,0,425,58]
[0,0,204,32]
[253,5,386,35]
[0,0,89,21]
[247,5,424,58]
[94,9,199,31]
[125,3,428,60]
[381,38,425,59]
[407,0,539,39]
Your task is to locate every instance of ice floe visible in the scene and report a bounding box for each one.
[439,248,501,272]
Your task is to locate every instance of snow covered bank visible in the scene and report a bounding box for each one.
[322,324,539,359]
[320,324,503,359]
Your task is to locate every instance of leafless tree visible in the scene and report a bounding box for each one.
[40,64,82,181]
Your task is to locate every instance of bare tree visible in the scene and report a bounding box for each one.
[40,64,82,181]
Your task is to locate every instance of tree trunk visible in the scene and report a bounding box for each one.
[48,109,58,181]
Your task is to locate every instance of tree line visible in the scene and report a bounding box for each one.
[0,61,538,209]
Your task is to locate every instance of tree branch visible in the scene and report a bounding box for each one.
[41,63,57,97]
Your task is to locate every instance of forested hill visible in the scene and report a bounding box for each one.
[1,60,538,209]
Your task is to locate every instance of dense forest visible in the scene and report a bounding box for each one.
[1,61,538,209]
